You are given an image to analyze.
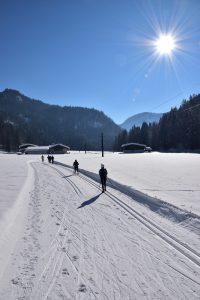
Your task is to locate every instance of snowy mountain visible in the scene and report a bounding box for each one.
[120,112,163,130]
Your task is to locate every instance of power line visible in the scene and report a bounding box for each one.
[152,92,183,111]
[151,83,200,112]
[182,102,200,112]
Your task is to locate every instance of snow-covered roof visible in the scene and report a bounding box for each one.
[121,142,147,148]
[49,144,70,149]
[19,144,38,149]
[25,144,70,153]
[26,146,49,151]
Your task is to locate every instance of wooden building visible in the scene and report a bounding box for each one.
[24,144,70,154]
[121,143,151,153]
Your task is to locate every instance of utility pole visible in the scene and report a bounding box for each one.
[101,132,104,157]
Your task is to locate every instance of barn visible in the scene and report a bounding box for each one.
[25,144,70,154]
[121,143,149,153]
[19,143,38,153]
[48,144,70,154]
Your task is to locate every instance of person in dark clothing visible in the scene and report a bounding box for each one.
[51,155,54,164]
[99,164,107,192]
[41,155,44,162]
[73,159,79,174]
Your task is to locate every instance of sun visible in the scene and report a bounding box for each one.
[155,34,176,55]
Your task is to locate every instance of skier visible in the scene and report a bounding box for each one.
[99,164,107,192]
[73,159,79,174]
[41,155,44,162]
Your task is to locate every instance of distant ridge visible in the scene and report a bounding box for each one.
[0,89,121,151]
[120,112,163,131]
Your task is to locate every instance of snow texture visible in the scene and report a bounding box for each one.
[0,152,200,299]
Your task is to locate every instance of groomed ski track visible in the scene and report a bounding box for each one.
[0,161,200,300]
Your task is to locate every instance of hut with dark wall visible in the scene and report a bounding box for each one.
[25,144,70,154]
[121,143,147,153]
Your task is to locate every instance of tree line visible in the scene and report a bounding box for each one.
[113,94,200,152]
[0,89,121,152]
[1,89,200,153]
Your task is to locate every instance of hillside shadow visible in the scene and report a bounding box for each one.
[78,193,102,209]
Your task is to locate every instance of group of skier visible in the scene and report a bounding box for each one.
[73,160,107,193]
[47,155,54,163]
[41,155,54,163]
[41,155,107,193]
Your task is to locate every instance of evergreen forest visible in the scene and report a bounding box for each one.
[1,89,200,153]
[0,89,120,152]
[113,94,200,152]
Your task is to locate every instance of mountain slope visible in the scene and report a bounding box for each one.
[0,89,121,150]
[120,112,163,130]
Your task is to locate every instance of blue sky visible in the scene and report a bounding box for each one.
[1,0,200,124]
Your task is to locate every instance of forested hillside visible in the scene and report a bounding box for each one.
[120,112,163,130]
[0,89,121,151]
[114,94,200,152]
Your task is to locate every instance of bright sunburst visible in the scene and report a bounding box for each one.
[155,34,176,55]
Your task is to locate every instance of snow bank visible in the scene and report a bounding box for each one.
[54,159,200,234]
[0,152,199,234]
[0,159,35,280]
[0,154,29,217]
[55,151,200,215]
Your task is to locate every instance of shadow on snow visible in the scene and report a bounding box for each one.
[78,193,102,209]
[62,175,74,178]
[54,161,200,233]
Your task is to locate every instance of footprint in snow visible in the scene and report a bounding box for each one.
[11,278,20,285]
[72,255,78,261]
[78,284,87,292]
[62,268,69,275]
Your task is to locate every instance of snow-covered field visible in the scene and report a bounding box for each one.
[58,151,200,215]
[0,152,200,299]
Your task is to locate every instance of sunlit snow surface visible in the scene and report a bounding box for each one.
[58,151,200,215]
[0,152,200,299]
